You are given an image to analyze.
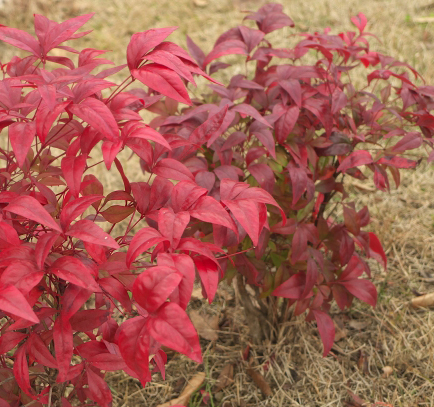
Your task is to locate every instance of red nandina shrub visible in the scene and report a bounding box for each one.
[0,4,432,406]
[150,5,434,347]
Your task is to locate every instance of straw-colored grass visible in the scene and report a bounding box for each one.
[1,0,434,405]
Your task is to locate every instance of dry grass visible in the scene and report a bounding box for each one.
[1,0,434,405]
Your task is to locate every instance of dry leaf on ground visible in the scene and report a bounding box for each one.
[156,372,205,407]
[189,310,219,341]
[348,320,370,330]
[246,367,272,397]
[411,292,434,308]
[213,363,234,392]
[382,366,393,378]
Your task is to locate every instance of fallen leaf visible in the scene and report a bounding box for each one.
[193,0,208,6]
[334,315,348,341]
[345,390,368,407]
[189,310,218,341]
[348,320,370,330]
[156,372,205,407]
[213,363,234,392]
[357,351,369,375]
[411,292,434,308]
[246,367,272,397]
[382,366,393,378]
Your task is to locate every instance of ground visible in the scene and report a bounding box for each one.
[1,0,434,405]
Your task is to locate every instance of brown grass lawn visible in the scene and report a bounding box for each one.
[2,0,434,405]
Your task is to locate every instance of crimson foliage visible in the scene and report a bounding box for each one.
[0,4,432,406]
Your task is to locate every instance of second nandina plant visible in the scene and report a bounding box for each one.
[0,4,433,407]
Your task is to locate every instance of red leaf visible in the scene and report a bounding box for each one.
[87,367,113,407]
[13,344,33,397]
[392,132,422,153]
[9,121,36,167]
[203,39,248,67]
[99,277,132,312]
[0,331,27,354]
[153,158,194,181]
[39,13,94,53]
[101,205,135,224]
[36,101,70,143]
[158,253,195,310]
[101,139,123,170]
[127,27,177,70]
[350,12,367,33]
[148,302,202,363]
[1,260,44,295]
[189,196,237,233]
[88,353,126,371]
[70,309,110,331]
[177,240,222,267]
[0,284,39,323]
[61,155,87,198]
[124,122,171,150]
[145,49,195,84]
[190,105,229,148]
[312,310,335,357]
[28,333,57,369]
[158,208,190,248]
[222,199,260,245]
[69,97,119,141]
[287,165,308,206]
[4,195,61,232]
[273,272,307,299]
[186,35,206,68]
[0,26,40,55]
[118,317,151,386]
[275,105,299,143]
[50,256,100,292]
[194,256,219,303]
[377,156,418,169]
[61,284,92,320]
[60,195,103,230]
[54,317,73,382]
[170,180,207,212]
[35,232,60,269]
[279,79,302,107]
[250,125,275,158]
[337,151,373,173]
[248,163,275,194]
[339,279,377,307]
[0,220,21,249]
[231,104,271,129]
[133,266,182,313]
[301,257,318,299]
[66,219,120,249]
[368,232,387,270]
[126,227,168,267]
[132,64,191,105]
